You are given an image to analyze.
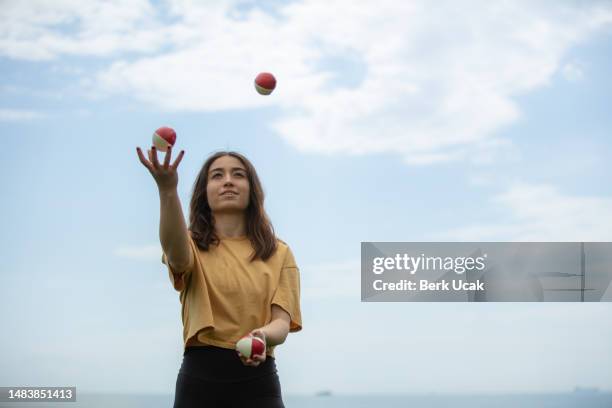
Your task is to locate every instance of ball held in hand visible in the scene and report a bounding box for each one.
[152,126,176,152]
[254,72,276,95]
[236,334,266,359]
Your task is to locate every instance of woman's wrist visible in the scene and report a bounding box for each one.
[158,186,178,197]
[257,320,286,347]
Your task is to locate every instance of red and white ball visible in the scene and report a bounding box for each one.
[152,126,176,152]
[236,334,266,359]
[254,72,276,95]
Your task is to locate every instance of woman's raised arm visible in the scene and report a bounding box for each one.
[136,145,193,271]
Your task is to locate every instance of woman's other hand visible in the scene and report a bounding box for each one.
[236,329,267,367]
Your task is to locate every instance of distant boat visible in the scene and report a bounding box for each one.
[315,390,333,397]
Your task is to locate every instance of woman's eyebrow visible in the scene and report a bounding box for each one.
[209,167,246,173]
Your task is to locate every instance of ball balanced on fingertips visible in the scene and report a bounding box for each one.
[236,334,265,359]
[152,126,176,152]
[254,72,276,95]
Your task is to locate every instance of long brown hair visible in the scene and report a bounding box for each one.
[188,151,278,261]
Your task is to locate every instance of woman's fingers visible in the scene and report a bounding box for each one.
[246,354,263,366]
[171,149,185,171]
[245,358,259,366]
[253,354,265,364]
[140,145,182,174]
[136,147,154,173]
[150,146,161,168]
[163,145,172,169]
[147,149,154,166]
[236,351,260,366]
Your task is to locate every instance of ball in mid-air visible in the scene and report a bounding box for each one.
[236,334,266,359]
[152,126,176,152]
[254,72,276,95]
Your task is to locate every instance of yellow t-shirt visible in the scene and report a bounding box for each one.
[161,233,302,358]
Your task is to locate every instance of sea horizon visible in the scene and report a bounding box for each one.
[1,390,611,408]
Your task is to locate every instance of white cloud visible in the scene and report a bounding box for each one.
[437,182,612,241]
[2,1,612,164]
[0,0,165,60]
[0,108,47,121]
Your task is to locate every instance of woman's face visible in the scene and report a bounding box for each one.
[206,155,250,213]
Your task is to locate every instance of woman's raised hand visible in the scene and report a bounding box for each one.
[136,145,185,192]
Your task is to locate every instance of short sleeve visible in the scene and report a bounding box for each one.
[161,233,198,292]
[271,246,302,332]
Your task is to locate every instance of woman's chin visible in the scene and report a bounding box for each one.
[213,205,247,213]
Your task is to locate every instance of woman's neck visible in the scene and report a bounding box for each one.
[213,212,247,238]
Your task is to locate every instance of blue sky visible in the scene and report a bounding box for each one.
[1,0,611,396]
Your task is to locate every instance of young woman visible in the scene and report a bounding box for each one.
[136,145,302,408]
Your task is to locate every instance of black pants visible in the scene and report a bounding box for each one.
[173,345,285,408]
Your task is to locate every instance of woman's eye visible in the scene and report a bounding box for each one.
[212,174,221,178]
